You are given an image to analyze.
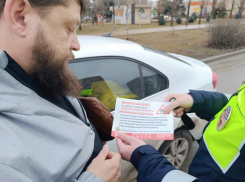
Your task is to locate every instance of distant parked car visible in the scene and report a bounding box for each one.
[70,35,218,180]
[82,16,91,22]
[163,15,171,21]
[197,13,208,18]
[152,16,159,20]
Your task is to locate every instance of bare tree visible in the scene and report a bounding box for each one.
[93,0,110,26]
[238,0,245,18]
[215,0,227,19]
[171,0,185,26]
[79,0,93,30]
[160,0,184,27]
[120,0,149,5]
[209,19,245,48]
[198,0,209,24]
[198,0,204,24]
[211,0,218,19]
[170,0,178,26]
[230,0,236,18]
[186,0,191,25]
[158,0,166,15]
[160,0,184,35]
[217,0,226,9]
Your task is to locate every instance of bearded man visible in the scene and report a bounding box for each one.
[0,0,121,182]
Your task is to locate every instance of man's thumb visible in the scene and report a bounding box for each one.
[119,133,133,144]
[97,145,109,160]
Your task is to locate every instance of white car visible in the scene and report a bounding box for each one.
[70,35,218,180]
[82,16,91,22]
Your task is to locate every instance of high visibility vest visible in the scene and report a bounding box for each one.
[203,84,245,173]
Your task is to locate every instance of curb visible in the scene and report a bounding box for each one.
[201,48,245,63]
[112,24,207,36]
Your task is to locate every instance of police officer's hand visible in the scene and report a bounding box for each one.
[117,133,146,162]
[86,145,121,182]
[163,94,194,118]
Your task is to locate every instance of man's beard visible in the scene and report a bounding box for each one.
[31,26,83,97]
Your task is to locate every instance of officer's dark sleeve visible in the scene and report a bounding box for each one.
[188,90,228,121]
[131,145,203,182]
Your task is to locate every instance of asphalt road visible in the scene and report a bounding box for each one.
[208,53,245,94]
[121,53,245,182]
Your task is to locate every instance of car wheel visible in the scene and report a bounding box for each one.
[158,128,193,169]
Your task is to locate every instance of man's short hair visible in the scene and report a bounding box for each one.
[0,0,85,18]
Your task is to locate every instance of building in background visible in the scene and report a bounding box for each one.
[110,5,131,24]
[185,0,245,18]
[135,5,152,24]
[110,4,151,24]
[223,0,245,18]
[185,0,212,15]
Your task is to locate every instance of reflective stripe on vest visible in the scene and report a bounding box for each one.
[203,84,245,173]
[161,170,197,182]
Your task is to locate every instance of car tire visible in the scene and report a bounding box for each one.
[158,128,193,169]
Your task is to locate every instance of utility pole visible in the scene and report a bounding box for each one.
[186,0,191,25]
[199,0,204,24]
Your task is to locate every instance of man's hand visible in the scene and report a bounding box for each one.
[117,133,146,162]
[163,94,194,118]
[86,145,121,182]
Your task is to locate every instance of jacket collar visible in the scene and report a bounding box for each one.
[0,51,8,69]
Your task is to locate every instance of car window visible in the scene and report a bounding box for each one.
[141,65,169,97]
[69,58,143,111]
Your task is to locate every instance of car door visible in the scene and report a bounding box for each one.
[70,57,143,111]
[139,64,171,149]
[69,56,171,178]
[69,56,170,139]
[70,57,169,106]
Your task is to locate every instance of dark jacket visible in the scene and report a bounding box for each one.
[130,90,233,182]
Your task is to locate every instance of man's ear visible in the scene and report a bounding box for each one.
[4,0,32,37]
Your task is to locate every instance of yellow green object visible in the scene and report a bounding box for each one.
[204,84,245,173]
[90,80,138,111]
[81,89,93,96]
